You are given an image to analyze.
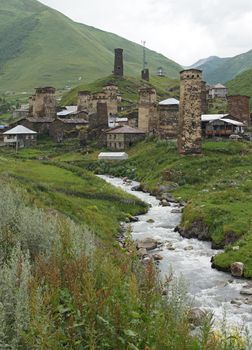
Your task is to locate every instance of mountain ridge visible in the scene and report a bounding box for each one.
[0,0,181,93]
[190,51,252,84]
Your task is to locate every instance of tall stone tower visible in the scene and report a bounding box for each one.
[77,91,92,112]
[113,48,124,77]
[201,81,208,114]
[141,68,149,81]
[227,95,251,126]
[33,87,56,118]
[103,85,118,115]
[138,87,158,133]
[178,69,203,155]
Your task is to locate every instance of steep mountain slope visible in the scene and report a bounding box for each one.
[190,56,230,83]
[226,68,252,108]
[192,51,252,84]
[0,0,181,93]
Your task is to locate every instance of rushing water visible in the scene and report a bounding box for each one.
[99,175,252,332]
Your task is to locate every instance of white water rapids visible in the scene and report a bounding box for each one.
[99,175,252,333]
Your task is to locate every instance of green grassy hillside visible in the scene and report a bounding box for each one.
[226,68,252,108]
[0,0,181,94]
[61,75,180,106]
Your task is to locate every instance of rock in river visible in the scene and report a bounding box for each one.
[231,262,244,277]
[137,238,158,251]
[240,288,252,296]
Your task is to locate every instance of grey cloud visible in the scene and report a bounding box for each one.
[39,0,252,65]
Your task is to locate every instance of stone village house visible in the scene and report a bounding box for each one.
[106,126,145,150]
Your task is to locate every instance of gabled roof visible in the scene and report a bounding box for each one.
[57,106,79,116]
[201,114,229,122]
[159,98,180,106]
[106,126,145,134]
[4,125,37,135]
[217,118,244,126]
[212,83,226,89]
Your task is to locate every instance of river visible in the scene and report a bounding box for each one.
[99,175,252,333]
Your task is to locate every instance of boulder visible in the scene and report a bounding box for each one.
[161,199,171,207]
[153,253,163,261]
[137,238,158,251]
[161,193,177,203]
[184,246,194,251]
[231,299,243,306]
[147,219,155,223]
[188,308,207,327]
[131,185,142,191]
[171,208,182,214]
[231,262,244,277]
[179,221,210,241]
[129,216,139,222]
[137,248,148,258]
[240,288,252,296]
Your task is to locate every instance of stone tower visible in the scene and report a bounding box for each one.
[33,87,56,118]
[89,102,108,129]
[141,68,149,81]
[77,91,92,112]
[138,87,158,133]
[113,48,124,77]
[103,85,118,115]
[201,81,208,114]
[227,95,251,126]
[178,69,203,155]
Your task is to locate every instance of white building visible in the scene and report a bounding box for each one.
[3,125,37,149]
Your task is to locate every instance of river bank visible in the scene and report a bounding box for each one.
[99,175,252,333]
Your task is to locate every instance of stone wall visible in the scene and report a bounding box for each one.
[138,87,158,132]
[78,85,118,116]
[227,95,251,126]
[89,102,108,129]
[157,104,179,138]
[33,87,56,118]
[107,132,145,150]
[201,81,208,114]
[178,69,202,154]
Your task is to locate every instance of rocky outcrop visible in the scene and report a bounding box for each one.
[177,221,210,241]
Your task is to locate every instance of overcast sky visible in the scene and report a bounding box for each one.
[39,0,252,65]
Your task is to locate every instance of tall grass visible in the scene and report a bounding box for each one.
[0,180,248,349]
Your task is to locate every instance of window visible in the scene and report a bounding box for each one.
[114,135,116,139]
[119,142,122,148]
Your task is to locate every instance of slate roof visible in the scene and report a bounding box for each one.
[57,118,88,124]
